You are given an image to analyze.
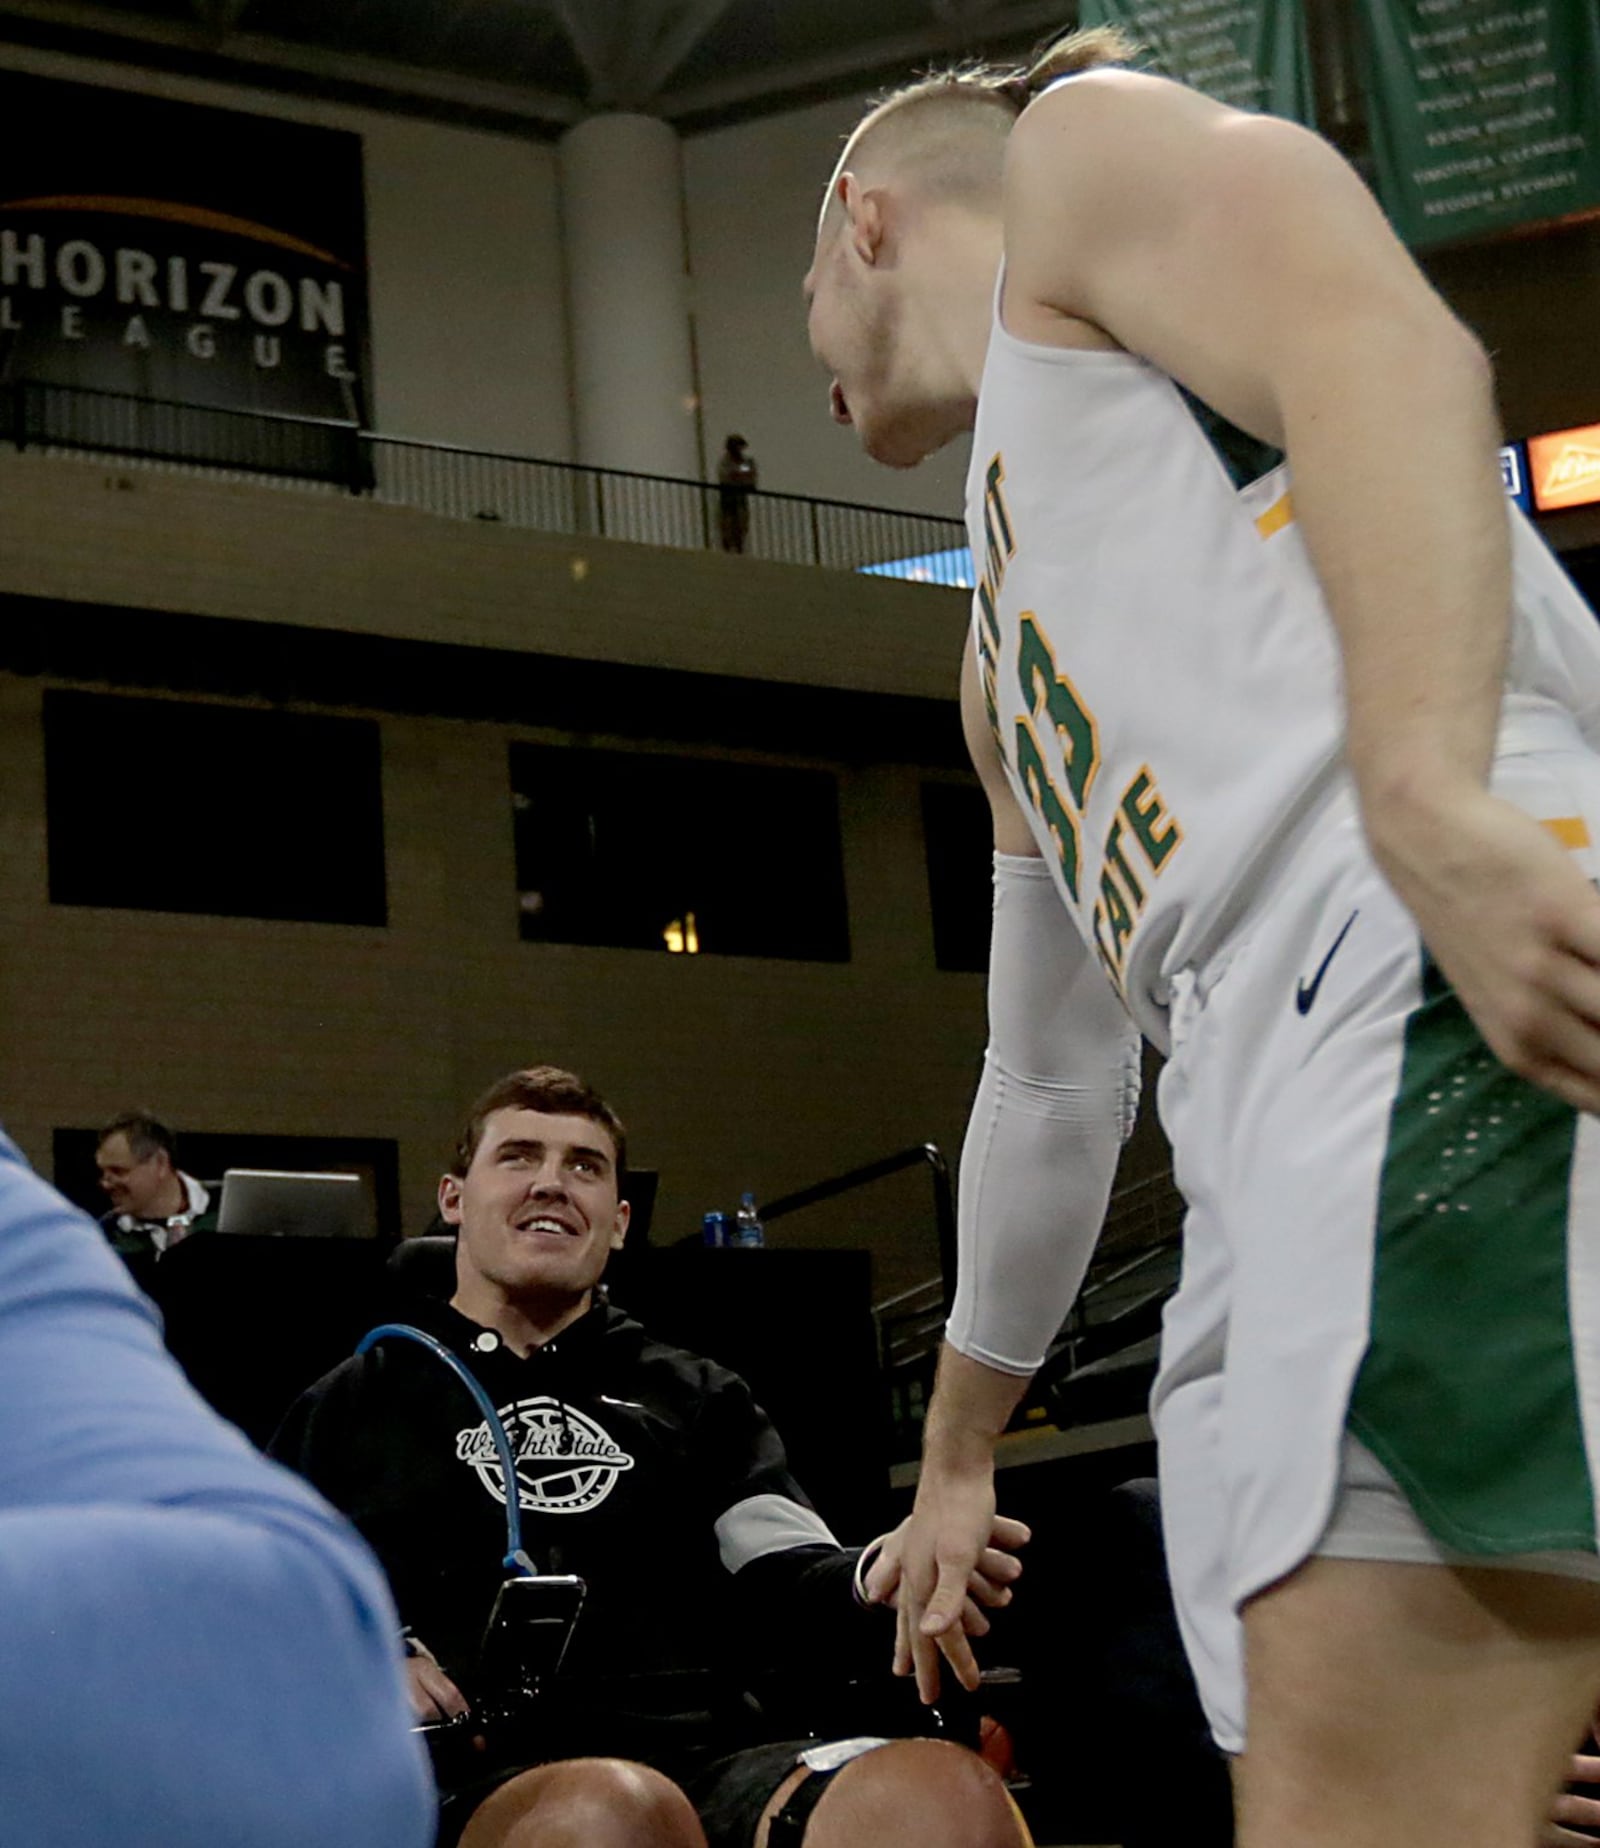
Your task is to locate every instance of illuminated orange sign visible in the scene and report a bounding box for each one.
[1530,423,1600,512]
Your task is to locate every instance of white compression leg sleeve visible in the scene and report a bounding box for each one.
[945,853,1142,1376]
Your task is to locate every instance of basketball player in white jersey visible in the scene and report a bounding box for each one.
[811,27,1600,1848]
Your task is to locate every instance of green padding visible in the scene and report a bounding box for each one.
[1349,958,1596,1554]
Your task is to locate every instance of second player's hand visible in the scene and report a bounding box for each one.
[890,1467,999,1703]
[1374,786,1600,1115]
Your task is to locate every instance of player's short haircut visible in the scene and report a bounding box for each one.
[97,1110,177,1165]
[821,24,1138,219]
[451,1066,629,1181]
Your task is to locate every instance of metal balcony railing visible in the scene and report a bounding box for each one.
[0,378,974,586]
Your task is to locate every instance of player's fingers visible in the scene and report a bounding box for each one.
[990,1516,1031,1549]
[919,1559,971,1637]
[408,1662,466,1723]
[427,1668,470,1721]
[1521,1048,1600,1118]
[1503,988,1600,1076]
[893,1589,913,1679]
[864,1552,900,1604]
[1490,989,1600,1107]
[935,1624,983,1695]
[1544,950,1600,1030]
[977,1546,1023,1583]
[913,1625,945,1705]
[1551,1792,1600,1831]
[1567,1752,1600,1785]
[966,1569,1013,1609]
[958,1596,993,1637]
[1552,883,1600,969]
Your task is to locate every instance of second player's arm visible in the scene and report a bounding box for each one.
[1004,71,1600,1110]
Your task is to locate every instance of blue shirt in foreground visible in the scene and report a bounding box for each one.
[0,1128,435,1847]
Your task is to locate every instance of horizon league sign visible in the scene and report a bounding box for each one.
[0,72,369,421]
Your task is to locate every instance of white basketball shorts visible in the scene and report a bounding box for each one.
[1152,702,1600,1753]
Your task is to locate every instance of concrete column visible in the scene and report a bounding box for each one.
[559,113,700,482]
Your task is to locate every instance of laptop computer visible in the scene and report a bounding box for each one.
[217,1169,372,1239]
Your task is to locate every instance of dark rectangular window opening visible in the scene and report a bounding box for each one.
[512,743,850,963]
[45,688,387,925]
[922,780,992,974]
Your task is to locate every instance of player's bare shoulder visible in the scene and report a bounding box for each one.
[999,68,1276,349]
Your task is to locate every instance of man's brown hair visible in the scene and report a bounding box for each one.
[451,1066,628,1181]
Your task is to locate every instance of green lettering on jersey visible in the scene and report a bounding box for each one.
[1014,716,1081,899]
[1121,768,1182,872]
[976,576,1002,650]
[982,456,1015,590]
[976,625,1001,743]
[1100,863,1136,965]
[1017,614,1100,809]
[1101,816,1146,909]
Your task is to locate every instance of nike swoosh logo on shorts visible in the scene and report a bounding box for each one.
[1295,909,1359,1016]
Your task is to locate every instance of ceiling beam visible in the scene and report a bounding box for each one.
[0,0,584,127]
[549,0,625,101]
[658,0,1072,121]
[189,0,252,32]
[928,0,1007,21]
[618,0,740,106]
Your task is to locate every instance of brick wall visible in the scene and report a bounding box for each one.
[0,670,992,1301]
[0,447,1005,1302]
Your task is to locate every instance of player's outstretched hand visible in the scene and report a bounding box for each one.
[883,1466,1000,1704]
[864,1510,1030,1640]
[1377,787,1600,1116]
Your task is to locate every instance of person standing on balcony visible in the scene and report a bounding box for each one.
[717,434,758,553]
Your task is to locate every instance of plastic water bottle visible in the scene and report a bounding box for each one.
[701,1211,730,1249]
[732,1192,765,1249]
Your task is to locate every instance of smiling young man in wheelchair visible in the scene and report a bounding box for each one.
[271,1065,1033,1848]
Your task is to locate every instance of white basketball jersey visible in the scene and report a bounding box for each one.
[967,301,1600,1048]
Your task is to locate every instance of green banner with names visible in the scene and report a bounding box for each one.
[1076,0,1315,120]
[1355,0,1600,248]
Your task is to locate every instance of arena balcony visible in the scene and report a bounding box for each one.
[0,378,973,590]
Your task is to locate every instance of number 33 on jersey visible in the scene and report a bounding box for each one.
[973,452,1184,997]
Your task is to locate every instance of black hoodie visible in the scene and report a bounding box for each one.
[270,1294,882,1770]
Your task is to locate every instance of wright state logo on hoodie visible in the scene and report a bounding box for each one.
[455,1396,635,1515]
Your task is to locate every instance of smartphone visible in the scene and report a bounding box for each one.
[476,1573,587,1707]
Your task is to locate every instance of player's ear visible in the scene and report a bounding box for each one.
[437,1173,464,1226]
[838,172,886,264]
[609,1199,631,1252]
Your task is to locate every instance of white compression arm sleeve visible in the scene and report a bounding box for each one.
[945,853,1143,1376]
